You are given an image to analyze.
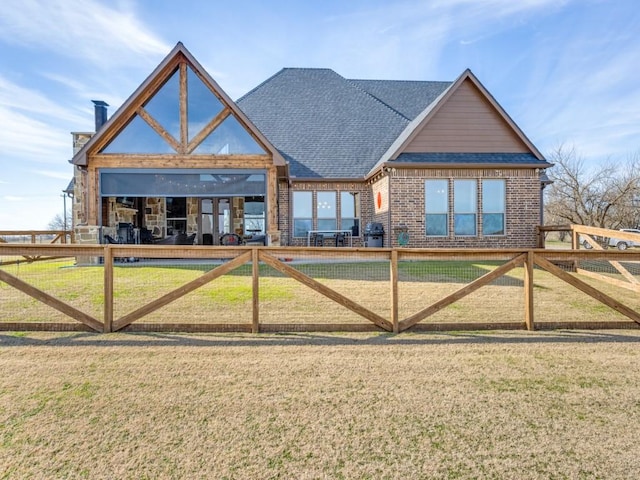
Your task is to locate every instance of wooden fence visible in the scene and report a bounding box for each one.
[1,244,639,334]
[0,230,74,266]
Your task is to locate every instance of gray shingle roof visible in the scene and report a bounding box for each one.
[349,79,451,121]
[238,69,452,178]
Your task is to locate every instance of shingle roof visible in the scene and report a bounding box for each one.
[237,69,451,178]
[349,79,452,121]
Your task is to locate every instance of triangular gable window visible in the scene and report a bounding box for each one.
[102,115,174,154]
[187,66,224,142]
[144,69,180,141]
[99,58,267,156]
[193,116,266,155]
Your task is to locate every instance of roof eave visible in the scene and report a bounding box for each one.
[385,161,552,169]
[289,176,366,183]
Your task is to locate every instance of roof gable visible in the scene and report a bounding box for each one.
[403,78,529,153]
[72,42,284,166]
[372,69,546,174]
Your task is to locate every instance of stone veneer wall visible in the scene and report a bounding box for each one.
[388,168,541,248]
[71,133,93,231]
[143,198,164,237]
[232,197,244,236]
[187,198,198,236]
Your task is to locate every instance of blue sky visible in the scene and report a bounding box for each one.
[1,0,638,229]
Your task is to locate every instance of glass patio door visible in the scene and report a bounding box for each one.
[199,198,231,245]
[216,198,231,240]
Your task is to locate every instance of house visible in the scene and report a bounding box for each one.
[70,42,551,248]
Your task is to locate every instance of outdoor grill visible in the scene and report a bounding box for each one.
[364,222,384,247]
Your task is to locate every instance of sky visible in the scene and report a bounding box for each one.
[0,0,639,230]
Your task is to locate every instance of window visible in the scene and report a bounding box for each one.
[317,192,337,231]
[293,191,312,237]
[166,197,187,234]
[425,180,448,236]
[244,196,265,234]
[340,192,360,236]
[482,179,506,235]
[454,180,477,236]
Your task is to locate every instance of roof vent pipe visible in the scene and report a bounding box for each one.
[91,100,109,132]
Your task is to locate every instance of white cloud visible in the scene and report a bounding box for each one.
[35,170,73,180]
[0,106,70,162]
[0,0,170,69]
[0,75,88,125]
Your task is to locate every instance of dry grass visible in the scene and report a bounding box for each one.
[1,330,640,479]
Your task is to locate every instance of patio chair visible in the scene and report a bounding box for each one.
[177,233,196,245]
[104,234,120,244]
[313,233,324,246]
[335,233,346,247]
[220,233,243,245]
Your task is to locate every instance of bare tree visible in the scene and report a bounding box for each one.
[47,211,72,231]
[544,146,640,229]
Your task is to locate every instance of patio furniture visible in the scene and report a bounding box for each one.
[104,234,120,244]
[312,233,324,246]
[153,233,196,245]
[220,233,242,246]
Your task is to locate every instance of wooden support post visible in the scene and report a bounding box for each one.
[524,251,535,331]
[390,250,399,333]
[252,247,260,333]
[179,62,188,153]
[103,245,113,333]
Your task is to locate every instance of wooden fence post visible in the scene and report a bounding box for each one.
[252,248,260,333]
[104,245,113,333]
[524,250,534,331]
[391,249,399,334]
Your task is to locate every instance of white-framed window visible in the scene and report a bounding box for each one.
[340,192,360,236]
[454,180,477,236]
[293,191,312,237]
[482,179,506,235]
[425,180,448,236]
[317,191,337,230]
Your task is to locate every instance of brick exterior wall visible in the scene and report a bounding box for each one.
[280,181,372,247]
[370,175,390,247]
[387,168,541,248]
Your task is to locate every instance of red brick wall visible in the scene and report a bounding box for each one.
[277,168,542,248]
[387,168,541,248]
[280,181,371,247]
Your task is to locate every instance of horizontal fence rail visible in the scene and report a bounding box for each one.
[1,244,639,333]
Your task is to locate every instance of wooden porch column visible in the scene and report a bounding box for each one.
[87,166,100,225]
